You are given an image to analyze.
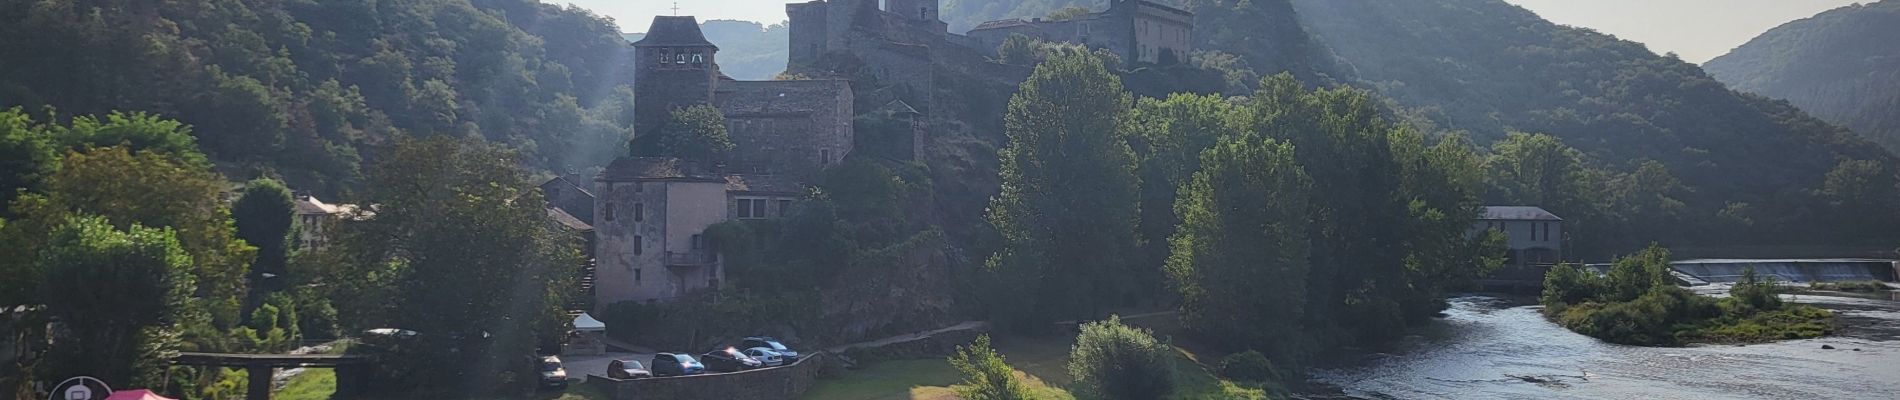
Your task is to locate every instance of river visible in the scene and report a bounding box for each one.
[1304,294,1900,399]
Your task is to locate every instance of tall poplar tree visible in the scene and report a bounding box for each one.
[986,52,1142,327]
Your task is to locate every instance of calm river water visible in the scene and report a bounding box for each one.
[1305,294,1900,399]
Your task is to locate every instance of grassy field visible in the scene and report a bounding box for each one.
[275,369,336,400]
[801,315,1270,400]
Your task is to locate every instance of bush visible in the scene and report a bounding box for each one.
[948,335,1037,400]
[1218,350,1277,383]
[1539,263,1604,312]
[1068,315,1174,400]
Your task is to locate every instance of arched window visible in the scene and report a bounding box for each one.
[657,49,672,66]
[692,52,705,65]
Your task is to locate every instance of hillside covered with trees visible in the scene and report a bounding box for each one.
[0,0,637,197]
[1290,0,1900,255]
[1704,0,1900,153]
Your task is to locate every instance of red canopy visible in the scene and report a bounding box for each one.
[104,390,176,400]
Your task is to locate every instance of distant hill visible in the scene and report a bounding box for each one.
[624,19,788,80]
[1290,0,1894,242]
[1704,1,1900,152]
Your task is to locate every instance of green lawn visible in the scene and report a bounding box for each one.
[803,315,1270,400]
[275,369,336,400]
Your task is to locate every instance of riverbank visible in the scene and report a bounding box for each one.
[1304,294,1900,399]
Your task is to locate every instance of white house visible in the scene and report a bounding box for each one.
[1472,206,1564,267]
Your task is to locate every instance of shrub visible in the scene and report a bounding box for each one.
[1068,315,1174,400]
[1218,350,1277,383]
[948,335,1037,400]
[1539,263,1603,313]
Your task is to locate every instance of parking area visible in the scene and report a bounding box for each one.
[560,351,652,382]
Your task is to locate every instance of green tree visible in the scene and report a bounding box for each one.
[986,51,1141,327]
[998,34,1037,66]
[1818,158,1900,236]
[1606,244,1674,302]
[1128,94,1251,293]
[232,178,295,296]
[0,108,58,208]
[39,215,194,389]
[333,136,582,395]
[1251,74,1413,344]
[1067,315,1175,400]
[40,146,254,328]
[640,105,733,160]
[1165,136,1311,364]
[948,335,1036,400]
[1045,6,1092,21]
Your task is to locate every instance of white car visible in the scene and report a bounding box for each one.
[743,347,786,367]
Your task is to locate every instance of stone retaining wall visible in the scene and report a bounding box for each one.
[592,353,825,400]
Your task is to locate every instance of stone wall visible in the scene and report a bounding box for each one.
[596,353,827,400]
[717,79,854,181]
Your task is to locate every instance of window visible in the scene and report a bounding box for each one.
[778,199,793,217]
[737,198,768,219]
[633,203,645,222]
[691,51,704,65]
[692,234,704,250]
[634,235,643,255]
[1543,223,1551,242]
[657,49,671,66]
[635,268,643,283]
[604,202,617,221]
[820,149,832,165]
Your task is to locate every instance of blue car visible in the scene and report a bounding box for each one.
[651,352,705,376]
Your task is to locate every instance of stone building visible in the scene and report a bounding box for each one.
[966,0,1194,65]
[786,0,956,111]
[596,16,853,307]
[293,195,359,251]
[593,158,804,305]
[540,175,596,225]
[1472,206,1564,268]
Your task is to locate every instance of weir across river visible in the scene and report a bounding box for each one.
[1479,258,1900,291]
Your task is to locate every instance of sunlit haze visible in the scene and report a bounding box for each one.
[1503,0,1866,63]
[556,0,1869,63]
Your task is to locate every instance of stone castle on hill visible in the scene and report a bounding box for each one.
[587,0,1195,308]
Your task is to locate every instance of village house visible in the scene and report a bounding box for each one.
[593,15,857,307]
[965,0,1194,65]
[293,195,359,251]
[1472,206,1565,268]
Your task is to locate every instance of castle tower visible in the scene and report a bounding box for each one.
[886,0,939,22]
[633,16,720,138]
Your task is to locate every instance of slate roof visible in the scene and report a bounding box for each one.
[725,174,804,195]
[540,176,596,199]
[1479,206,1562,221]
[970,19,1032,31]
[633,16,717,48]
[548,207,594,232]
[599,157,725,182]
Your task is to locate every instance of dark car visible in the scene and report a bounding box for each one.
[607,359,652,379]
[650,353,705,377]
[700,347,763,372]
[741,336,799,360]
[538,356,568,389]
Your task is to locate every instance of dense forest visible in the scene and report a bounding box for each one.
[0,0,637,197]
[1704,0,1900,153]
[1290,0,1900,254]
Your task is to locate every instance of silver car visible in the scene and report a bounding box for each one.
[742,347,786,366]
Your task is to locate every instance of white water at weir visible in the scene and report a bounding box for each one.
[1670,259,1898,283]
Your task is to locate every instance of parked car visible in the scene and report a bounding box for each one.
[539,356,568,389]
[742,347,786,367]
[607,359,652,379]
[651,353,705,377]
[701,347,763,372]
[741,336,799,360]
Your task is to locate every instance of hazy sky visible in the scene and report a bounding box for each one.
[1503,0,1865,63]
[557,0,1864,63]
